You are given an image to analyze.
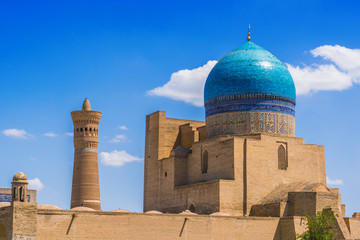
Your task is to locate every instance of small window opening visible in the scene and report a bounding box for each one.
[164,172,167,177]
[80,128,83,132]
[20,187,24,202]
[76,128,79,132]
[278,145,287,170]
[201,149,208,174]
[89,128,92,131]
[13,187,17,200]
[85,128,88,131]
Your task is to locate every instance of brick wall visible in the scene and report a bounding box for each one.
[36,210,281,240]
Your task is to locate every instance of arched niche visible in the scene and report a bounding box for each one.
[201,149,208,174]
[278,145,287,170]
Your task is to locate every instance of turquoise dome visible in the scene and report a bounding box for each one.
[204,40,296,137]
[204,41,296,105]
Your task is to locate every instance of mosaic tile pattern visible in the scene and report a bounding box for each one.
[205,95,295,117]
[0,188,36,203]
[206,111,295,137]
[204,41,296,104]
[0,193,30,202]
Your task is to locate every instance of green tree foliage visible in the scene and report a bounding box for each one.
[297,208,338,240]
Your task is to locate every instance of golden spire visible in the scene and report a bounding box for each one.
[247,24,251,41]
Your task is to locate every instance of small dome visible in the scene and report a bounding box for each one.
[179,211,198,215]
[70,206,96,211]
[13,172,27,181]
[145,210,163,214]
[0,202,10,208]
[210,212,230,216]
[111,209,130,213]
[204,41,295,105]
[82,98,91,111]
[38,204,62,210]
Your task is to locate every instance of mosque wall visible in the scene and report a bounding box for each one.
[144,111,205,212]
[35,210,281,240]
[0,222,6,240]
[187,137,235,184]
[344,217,360,238]
[0,206,11,240]
[2,205,356,240]
[243,134,326,214]
[0,203,38,240]
[11,202,37,239]
[145,111,326,216]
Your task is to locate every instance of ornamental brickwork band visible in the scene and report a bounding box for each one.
[206,111,295,137]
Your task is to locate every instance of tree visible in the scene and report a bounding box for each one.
[297,208,338,240]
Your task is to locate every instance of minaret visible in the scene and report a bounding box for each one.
[70,98,102,210]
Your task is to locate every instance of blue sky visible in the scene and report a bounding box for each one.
[0,0,360,216]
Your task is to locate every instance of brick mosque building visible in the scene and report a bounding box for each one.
[1,34,360,239]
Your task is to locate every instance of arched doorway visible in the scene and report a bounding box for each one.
[0,221,6,240]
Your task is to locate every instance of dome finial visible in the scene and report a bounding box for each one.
[82,98,91,111]
[247,24,251,41]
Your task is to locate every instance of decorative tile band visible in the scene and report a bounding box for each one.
[205,95,295,117]
[0,193,30,202]
[204,93,296,107]
[206,111,295,137]
[75,148,97,152]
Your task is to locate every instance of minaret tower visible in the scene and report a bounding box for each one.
[70,98,102,210]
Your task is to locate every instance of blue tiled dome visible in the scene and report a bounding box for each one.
[204,41,296,105]
[204,41,296,137]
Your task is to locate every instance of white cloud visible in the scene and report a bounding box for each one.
[288,45,360,95]
[44,132,57,137]
[2,129,31,139]
[118,125,128,130]
[100,150,142,167]
[287,63,353,95]
[65,132,74,136]
[110,134,127,143]
[147,60,217,107]
[326,176,344,186]
[147,45,360,106]
[311,45,360,73]
[28,178,45,190]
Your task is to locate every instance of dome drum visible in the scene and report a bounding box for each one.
[206,111,295,137]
